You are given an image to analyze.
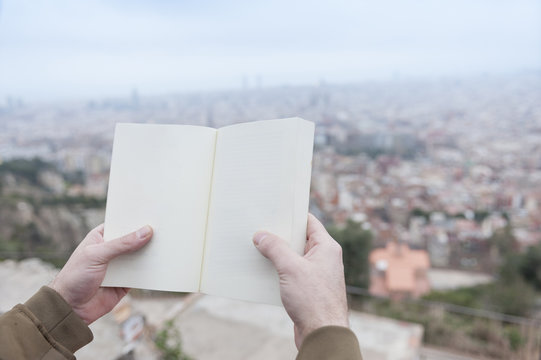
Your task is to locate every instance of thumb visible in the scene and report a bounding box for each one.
[96,225,153,263]
[253,231,301,272]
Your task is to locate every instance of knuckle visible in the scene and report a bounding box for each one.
[335,243,343,257]
[119,235,134,249]
[329,240,342,255]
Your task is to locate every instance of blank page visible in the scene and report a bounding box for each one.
[201,118,314,304]
[102,123,216,292]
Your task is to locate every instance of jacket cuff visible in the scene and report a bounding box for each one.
[23,286,94,354]
[297,326,363,360]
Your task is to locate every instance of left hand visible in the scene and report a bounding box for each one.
[50,224,153,325]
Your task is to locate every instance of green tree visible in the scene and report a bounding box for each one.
[0,158,53,185]
[490,225,516,256]
[423,230,538,317]
[519,243,541,290]
[328,220,372,288]
[474,210,490,223]
[484,278,535,317]
[485,230,537,316]
[154,319,192,360]
[410,208,430,221]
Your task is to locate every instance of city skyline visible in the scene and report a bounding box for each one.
[1,65,540,359]
[0,0,540,101]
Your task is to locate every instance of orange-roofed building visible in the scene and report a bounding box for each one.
[369,242,430,300]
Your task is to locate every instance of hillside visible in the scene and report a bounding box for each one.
[0,158,105,266]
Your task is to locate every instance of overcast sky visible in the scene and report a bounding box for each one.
[0,0,540,101]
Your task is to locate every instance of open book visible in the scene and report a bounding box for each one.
[102,118,314,305]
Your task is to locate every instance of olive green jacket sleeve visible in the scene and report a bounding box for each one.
[297,326,363,360]
[0,286,93,360]
[0,287,361,360]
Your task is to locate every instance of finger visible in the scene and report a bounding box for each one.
[95,225,153,263]
[94,223,105,236]
[306,214,336,247]
[253,231,301,272]
[113,287,130,299]
[77,223,106,247]
[306,213,328,238]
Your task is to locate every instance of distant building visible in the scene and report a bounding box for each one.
[369,242,430,300]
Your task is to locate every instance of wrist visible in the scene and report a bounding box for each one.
[48,282,91,325]
[298,317,350,345]
[49,279,72,309]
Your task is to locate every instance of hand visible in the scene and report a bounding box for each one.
[50,224,153,325]
[253,214,349,349]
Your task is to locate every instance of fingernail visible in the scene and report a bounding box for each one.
[253,232,267,246]
[136,225,152,240]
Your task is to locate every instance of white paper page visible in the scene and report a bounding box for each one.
[103,123,216,292]
[201,118,314,304]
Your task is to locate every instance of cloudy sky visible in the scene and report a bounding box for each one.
[0,0,540,101]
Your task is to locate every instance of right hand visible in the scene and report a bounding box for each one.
[253,214,349,349]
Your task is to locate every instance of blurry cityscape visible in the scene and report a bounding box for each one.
[1,71,541,359]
